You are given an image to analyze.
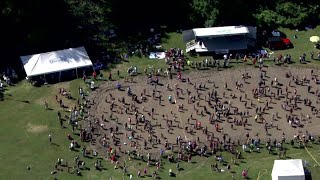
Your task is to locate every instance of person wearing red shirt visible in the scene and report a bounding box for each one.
[92,71,97,79]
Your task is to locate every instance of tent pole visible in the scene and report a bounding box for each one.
[59,71,61,83]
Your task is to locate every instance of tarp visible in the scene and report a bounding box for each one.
[260,49,268,55]
[271,159,305,180]
[20,47,93,77]
[310,36,320,43]
[149,52,166,59]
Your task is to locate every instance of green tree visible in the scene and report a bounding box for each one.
[0,0,73,66]
[255,10,279,28]
[276,2,314,28]
[190,0,220,27]
[217,0,257,26]
[64,0,113,51]
[254,1,320,28]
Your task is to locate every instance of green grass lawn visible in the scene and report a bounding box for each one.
[1,26,320,180]
[270,26,320,68]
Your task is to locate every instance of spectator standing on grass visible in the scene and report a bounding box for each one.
[82,146,86,157]
[49,134,52,143]
[92,71,97,79]
[242,170,247,178]
[44,101,48,109]
[59,117,63,128]
[144,168,147,176]
[0,80,3,91]
[57,111,63,128]
[123,166,127,175]
[57,111,61,120]
[82,72,87,82]
[137,169,141,177]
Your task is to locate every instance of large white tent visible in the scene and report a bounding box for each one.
[272,159,305,180]
[20,47,93,77]
[192,26,249,37]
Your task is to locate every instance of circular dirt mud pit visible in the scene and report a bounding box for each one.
[86,66,320,158]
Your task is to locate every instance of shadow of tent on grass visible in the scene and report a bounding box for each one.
[0,91,3,101]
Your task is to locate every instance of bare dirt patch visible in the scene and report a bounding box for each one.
[86,66,320,158]
[26,123,48,133]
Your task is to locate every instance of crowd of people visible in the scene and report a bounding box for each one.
[56,60,318,179]
[41,48,320,179]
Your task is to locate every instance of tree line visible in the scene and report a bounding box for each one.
[0,0,319,66]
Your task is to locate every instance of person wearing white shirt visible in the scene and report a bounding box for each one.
[223,54,228,60]
[91,81,95,90]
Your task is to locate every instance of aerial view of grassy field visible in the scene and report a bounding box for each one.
[1,26,320,180]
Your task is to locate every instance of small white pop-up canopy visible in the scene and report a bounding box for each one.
[272,159,305,180]
[20,47,93,77]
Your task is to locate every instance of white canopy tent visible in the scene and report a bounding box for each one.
[272,159,305,180]
[20,47,93,77]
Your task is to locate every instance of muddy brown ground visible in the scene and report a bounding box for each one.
[87,66,320,156]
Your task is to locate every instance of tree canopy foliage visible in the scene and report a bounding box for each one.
[0,0,319,65]
[255,1,319,28]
